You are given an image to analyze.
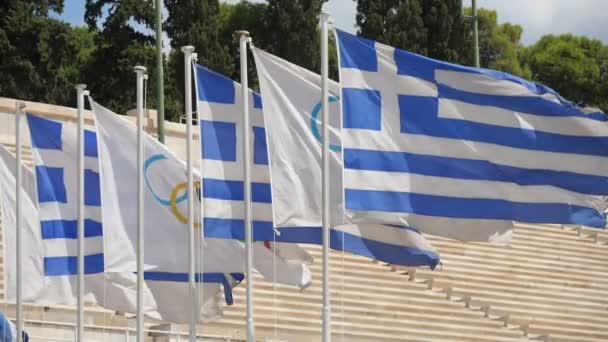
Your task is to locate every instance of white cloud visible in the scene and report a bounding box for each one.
[321,0,607,45]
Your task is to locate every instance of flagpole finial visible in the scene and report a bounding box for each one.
[181,45,195,54]
[234,30,250,38]
[133,66,147,75]
[75,84,86,91]
[320,12,333,25]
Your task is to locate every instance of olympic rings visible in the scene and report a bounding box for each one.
[144,154,188,206]
[310,95,341,152]
[170,181,202,229]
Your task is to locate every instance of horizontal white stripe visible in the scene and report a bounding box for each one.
[43,235,104,258]
[333,223,434,251]
[345,210,514,243]
[435,69,556,99]
[201,159,270,183]
[198,101,264,127]
[439,98,608,137]
[340,68,438,97]
[33,149,98,171]
[345,169,604,210]
[39,203,101,222]
[344,129,608,177]
[203,198,273,222]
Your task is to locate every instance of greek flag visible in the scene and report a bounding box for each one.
[196,64,276,241]
[335,29,608,242]
[26,114,105,278]
[12,116,152,311]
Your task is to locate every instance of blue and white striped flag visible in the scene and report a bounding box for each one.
[196,65,275,241]
[17,115,155,311]
[26,114,105,296]
[335,29,608,242]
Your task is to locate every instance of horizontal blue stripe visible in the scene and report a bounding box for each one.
[203,220,439,268]
[143,272,236,305]
[398,94,608,157]
[390,34,587,111]
[202,178,272,203]
[344,148,608,196]
[439,84,599,119]
[345,189,606,228]
[44,253,104,276]
[41,219,103,239]
[203,218,276,241]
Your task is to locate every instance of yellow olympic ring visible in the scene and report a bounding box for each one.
[170,181,202,229]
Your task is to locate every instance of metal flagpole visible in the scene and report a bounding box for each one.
[181,45,197,342]
[15,101,25,342]
[472,0,480,68]
[134,66,147,342]
[190,52,204,338]
[154,0,165,143]
[75,84,87,342]
[235,30,255,342]
[319,13,332,342]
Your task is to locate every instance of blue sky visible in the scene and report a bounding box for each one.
[54,0,607,45]
[51,0,87,26]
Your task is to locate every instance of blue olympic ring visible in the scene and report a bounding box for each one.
[144,154,188,206]
[310,96,341,152]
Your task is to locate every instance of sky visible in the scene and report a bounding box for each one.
[54,0,608,46]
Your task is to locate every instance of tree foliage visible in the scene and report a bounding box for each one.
[523,34,608,111]
[472,8,530,78]
[356,0,467,63]
[83,0,157,113]
[1,0,607,117]
[0,0,87,106]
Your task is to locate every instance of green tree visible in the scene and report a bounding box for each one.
[166,0,233,76]
[468,8,530,77]
[83,0,158,114]
[523,34,608,111]
[0,0,90,106]
[355,0,467,63]
[355,3,530,76]
[164,0,232,120]
[218,0,268,84]
[263,0,326,73]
